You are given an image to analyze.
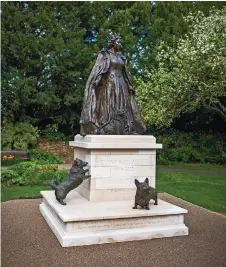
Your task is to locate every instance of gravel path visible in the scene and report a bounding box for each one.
[2,193,226,267]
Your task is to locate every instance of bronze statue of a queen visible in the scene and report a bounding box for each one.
[80,33,146,136]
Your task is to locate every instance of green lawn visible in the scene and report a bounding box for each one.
[157,172,226,213]
[1,168,226,213]
[1,185,51,202]
[158,163,226,172]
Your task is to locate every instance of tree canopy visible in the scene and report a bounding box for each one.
[2,1,226,136]
[136,7,226,128]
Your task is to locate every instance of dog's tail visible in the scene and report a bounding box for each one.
[50,178,58,190]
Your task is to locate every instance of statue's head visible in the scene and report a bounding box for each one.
[107,33,123,50]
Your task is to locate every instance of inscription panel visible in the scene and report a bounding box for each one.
[67,215,183,233]
[111,165,155,177]
[94,155,154,167]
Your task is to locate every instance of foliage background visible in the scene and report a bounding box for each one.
[2,2,226,135]
[2,2,226,165]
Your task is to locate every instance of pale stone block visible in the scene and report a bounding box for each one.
[137,150,156,155]
[90,166,111,178]
[90,188,136,201]
[110,150,139,155]
[92,154,155,167]
[70,141,162,149]
[110,165,155,177]
[91,150,111,155]
[75,185,90,200]
[93,176,155,190]
[82,178,90,189]
[74,147,89,161]
[40,191,188,247]
[66,214,184,233]
[69,135,162,149]
[74,135,156,144]
[41,190,188,221]
[69,134,162,201]
[43,199,66,231]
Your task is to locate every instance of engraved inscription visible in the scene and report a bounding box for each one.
[110,165,154,177]
[99,159,148,166]
[109,188,134,192]
[113,166,135,171]
[95,155,154,167]
[71,215,181,232]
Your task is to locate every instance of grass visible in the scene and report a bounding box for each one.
[157,163,226,172]
[1,185,51,202]
[156,172,226,213]
[1,164,226,213]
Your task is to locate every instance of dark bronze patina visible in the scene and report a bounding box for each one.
[80,33,146,135]
[50,158,91,205]
[133,178,158,210]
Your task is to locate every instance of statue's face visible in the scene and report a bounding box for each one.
[112,37,123,50]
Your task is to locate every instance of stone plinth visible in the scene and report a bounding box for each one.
[40,135,189,247]
[40,190,188,247]
[69,135,162,202]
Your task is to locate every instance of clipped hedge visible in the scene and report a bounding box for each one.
[156,131,226,165]
[1,161,68,187]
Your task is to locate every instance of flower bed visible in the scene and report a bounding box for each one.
[1,161,68,187]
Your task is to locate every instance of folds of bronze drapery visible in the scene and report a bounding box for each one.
[80,49,146,136]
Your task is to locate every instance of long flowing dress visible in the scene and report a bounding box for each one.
[80,49,146,135]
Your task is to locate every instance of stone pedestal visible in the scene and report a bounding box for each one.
[40,190,188,247]
[40,135,189,247]
[69,135,162,201]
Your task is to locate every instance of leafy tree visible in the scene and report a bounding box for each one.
[2,122,39,150]
[136,8,226,128]
[2,2,95,135]
[2,2,225,135]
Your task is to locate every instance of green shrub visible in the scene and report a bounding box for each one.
[29,149,64,164]
[3,162,68,186]
[1,122,39,150]
[34,169,68,185]
[1,170,20,186]
[40,125,73,141]
[1,159,24,167]
[156,130,226,165]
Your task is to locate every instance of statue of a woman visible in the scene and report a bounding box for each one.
[80,34,146,135]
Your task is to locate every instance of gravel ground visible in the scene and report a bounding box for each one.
[2,193,226,267]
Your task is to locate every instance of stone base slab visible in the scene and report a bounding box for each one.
[69,135,162,149]
[40,190,188,247]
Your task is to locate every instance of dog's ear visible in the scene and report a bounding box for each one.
[144,177,149,185]
[135,179,140,188]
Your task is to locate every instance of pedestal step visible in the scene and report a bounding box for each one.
[40,190,188,247]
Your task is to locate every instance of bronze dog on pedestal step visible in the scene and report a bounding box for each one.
[133,178,158,210]
[50,158,91,205]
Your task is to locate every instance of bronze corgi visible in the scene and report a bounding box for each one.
[133,178,158,210]
[50,158,91,205]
